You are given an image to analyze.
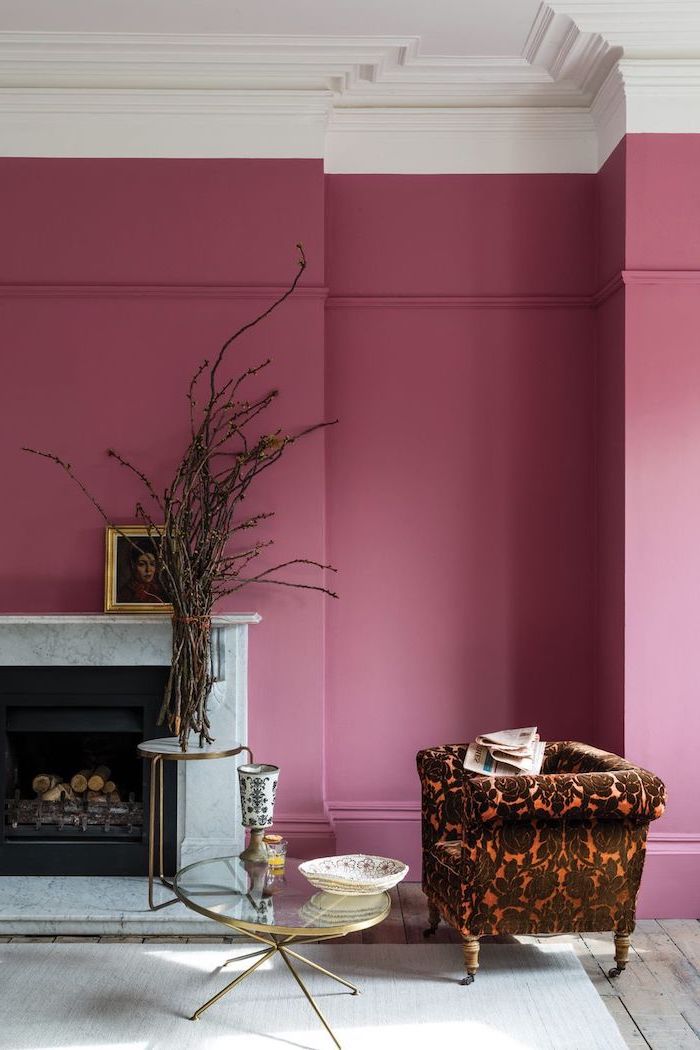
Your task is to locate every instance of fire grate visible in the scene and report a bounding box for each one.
[5,792,144,838]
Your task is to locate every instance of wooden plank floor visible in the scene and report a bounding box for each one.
[3,884,698,1049]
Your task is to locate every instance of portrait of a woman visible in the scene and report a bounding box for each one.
[117,540,166,604]
[105,527,171,612]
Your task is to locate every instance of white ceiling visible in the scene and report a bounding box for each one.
[0,0,542,57]
[1,1,699,172]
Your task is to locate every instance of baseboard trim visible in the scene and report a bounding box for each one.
[271,812,334,835]
[646,832,700,855]
[592,272,624,306]
[270,812,335,860]
[327,801,421,823]
[623,269,700,286]
[0,283,328,301]
[326,294,591,310]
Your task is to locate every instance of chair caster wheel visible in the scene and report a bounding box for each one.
[608,966,625,978]
[460,974,475,986]
[423,926,438,938]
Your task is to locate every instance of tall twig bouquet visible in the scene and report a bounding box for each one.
[25,245,337,749]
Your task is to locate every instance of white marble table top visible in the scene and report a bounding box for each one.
[138,736,251,760]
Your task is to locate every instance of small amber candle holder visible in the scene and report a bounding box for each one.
[264,833,288,870]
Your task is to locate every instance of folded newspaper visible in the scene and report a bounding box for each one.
[463,726,545,776]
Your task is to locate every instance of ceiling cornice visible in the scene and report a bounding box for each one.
[1,5,700,173]
[547,2,700,52]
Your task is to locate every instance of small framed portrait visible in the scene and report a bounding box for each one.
[104,525,172,614]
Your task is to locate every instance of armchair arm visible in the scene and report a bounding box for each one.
[416,745,467,850]
[466,767,666,824]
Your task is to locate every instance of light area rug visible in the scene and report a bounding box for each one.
[1,942,626,1050]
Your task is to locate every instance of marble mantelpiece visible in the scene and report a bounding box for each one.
[0,613,260,933]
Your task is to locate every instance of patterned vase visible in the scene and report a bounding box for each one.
[237,763,279,829]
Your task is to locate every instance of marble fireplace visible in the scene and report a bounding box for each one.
[0,613,259,934]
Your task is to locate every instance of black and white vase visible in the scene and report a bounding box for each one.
[237,763,279,829]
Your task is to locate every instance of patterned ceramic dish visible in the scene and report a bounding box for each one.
[299,854,409,895]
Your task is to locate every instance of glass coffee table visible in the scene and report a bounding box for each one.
[174,853,391,1048]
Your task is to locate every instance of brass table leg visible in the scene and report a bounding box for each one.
[284,945,360,994]
[278,948,342,1050]
[191,934,357,1048]
[221,946,271,968]
[190,946,277,1020]
[147,756,177,911]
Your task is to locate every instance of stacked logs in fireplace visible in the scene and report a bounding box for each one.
[6,764,143,835]
[33,765,122,804]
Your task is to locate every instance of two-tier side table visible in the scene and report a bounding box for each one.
[137,737,252,910]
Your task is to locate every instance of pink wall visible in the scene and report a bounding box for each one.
[1,161,598,876]
[0,158,330,832]
[627,282,700,918]
[594,142,626,756]
[325,175,596,869]
[595,139,626,289]
[626,135,700,271]
[2,151,697,916]
[622,136,700,917]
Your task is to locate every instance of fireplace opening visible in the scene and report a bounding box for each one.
[0,666,175,876]
[6,722,144,841]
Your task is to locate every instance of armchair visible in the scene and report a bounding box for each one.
[416,740,665,984]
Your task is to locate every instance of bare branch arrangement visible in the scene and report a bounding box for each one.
[24,245,337,749]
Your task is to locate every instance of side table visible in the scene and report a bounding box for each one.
[138,737,252,910]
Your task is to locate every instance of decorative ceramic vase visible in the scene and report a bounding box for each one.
[238,763,279,861]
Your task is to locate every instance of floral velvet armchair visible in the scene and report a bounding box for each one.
[416,740,666,984]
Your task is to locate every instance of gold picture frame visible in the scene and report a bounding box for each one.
[104,525,172,614]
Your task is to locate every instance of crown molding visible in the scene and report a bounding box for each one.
[1,13,700,172]
[547,2,700,53]
[591,63,626,165]
[0,31,554,94]
[326,106,596,173]
[0,24,606,170]
[621,57,700,135]
[525,5,618,98]
[0,87,332,158]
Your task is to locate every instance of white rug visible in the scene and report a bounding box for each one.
[2,942,626,1050]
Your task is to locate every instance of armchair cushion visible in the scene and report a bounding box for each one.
[468,767,665,825]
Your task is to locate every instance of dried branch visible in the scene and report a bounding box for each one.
[107,449,164,511]
[21,449,114,525]
[23,245,337,750]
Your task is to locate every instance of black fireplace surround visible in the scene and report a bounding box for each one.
[0,666,176,876]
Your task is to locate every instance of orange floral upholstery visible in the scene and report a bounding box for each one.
[417,741,665,939]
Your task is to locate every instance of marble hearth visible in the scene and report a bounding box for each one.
[0,613,259,934]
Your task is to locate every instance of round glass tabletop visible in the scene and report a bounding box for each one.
[173,855,392,937]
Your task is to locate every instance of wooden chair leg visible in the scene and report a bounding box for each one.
[608,932,631,978]
[461,935,480,985]
[423,900,441,938]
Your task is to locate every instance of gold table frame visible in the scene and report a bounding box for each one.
[138,739,252,910]
[173,857,392,1049]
